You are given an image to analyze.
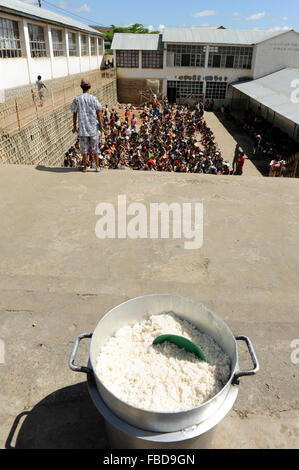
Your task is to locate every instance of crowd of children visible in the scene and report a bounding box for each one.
[64,98,243,175]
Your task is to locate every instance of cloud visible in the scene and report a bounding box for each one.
[192,10,217,18]
[158,24,165,31]
[75,3,91,13]
[147,25,154,32]
[233,12,240,17]
[267,26,291,32]
[282,16,288,21]
[246,12,266,21]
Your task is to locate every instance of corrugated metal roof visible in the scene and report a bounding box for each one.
[111,33,163,50]
[0,0,103,35]
[232,68,299,125]
[162,28,293,45]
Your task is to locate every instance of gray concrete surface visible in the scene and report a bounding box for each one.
[0,165,299,449]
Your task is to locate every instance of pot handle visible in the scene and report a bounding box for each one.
[233,335,259,384]
[69,332,93,374]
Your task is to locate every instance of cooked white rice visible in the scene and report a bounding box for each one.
[95,312,231,412]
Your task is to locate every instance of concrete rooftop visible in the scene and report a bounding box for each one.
[0,165,299,449]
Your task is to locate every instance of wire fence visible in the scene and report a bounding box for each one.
[0,68,116,134]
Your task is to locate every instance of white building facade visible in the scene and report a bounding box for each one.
[111,28,299,106]
[0,0,105,97]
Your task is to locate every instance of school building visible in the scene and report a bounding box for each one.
[111,27,299,141]
[0,0,105,99]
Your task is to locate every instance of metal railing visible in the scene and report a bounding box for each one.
[0,68,116,134]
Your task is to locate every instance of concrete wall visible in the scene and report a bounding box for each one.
[117,76,163,105]
[253,30,299,79]
[0,79,117,166]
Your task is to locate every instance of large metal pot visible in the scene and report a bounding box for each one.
[86,369,239,449]
[69,294,259,433]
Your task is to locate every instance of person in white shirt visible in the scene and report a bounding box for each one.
[71,78,105,173]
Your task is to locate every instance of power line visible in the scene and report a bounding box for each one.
[41,0,109,28]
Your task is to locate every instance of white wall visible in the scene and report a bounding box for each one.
[0,59,30,93]
[29,57,52,83]
[68,56,81,75]
[80,56,90,73]
[90,55,100,70]
[254,30,299,79]
[52,57,69,79]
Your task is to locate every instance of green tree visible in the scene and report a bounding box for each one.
[104,23,160,48]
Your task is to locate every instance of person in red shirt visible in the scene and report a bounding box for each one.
[235,152,245,175]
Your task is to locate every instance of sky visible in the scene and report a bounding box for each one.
[22,0,299,32]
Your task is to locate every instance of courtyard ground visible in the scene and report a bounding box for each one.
[0,164,298,449]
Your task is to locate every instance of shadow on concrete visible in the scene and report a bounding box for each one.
[213,112,269,176]
[5,382,109,449]
[35,165,81,173]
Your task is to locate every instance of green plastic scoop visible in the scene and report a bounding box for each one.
[153,334,208,363]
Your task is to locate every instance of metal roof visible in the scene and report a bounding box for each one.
[0,0,104,36]
[162,28,294,45]
[111,33,163,51]
[232,68,299,126]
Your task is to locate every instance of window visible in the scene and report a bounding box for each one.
[98,38,104,55]
[80,34,88,55]
[167,44,206,67]
[208,46,253,69]
[68,32,77,56]
[205,82,227,99]
[28,24,47,58]
[212,55,221,67]
[181,54,190,67]
[90,37,96,55]
[142,50,163,68]
[116,50,139,68]
[0,18,22,58]
[52,28,63,56]
[167,80,204,99]
[225,55,234,68]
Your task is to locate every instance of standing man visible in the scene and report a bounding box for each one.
[36,75,47,107]
[71,78,105,173]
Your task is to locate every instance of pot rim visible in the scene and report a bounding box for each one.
[89,293,239,416]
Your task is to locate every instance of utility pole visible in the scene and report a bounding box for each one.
[38,0,42,7]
